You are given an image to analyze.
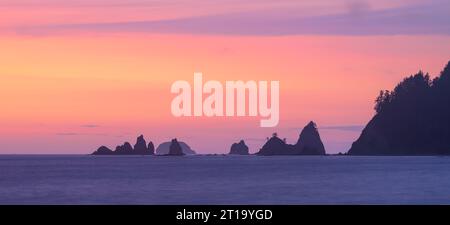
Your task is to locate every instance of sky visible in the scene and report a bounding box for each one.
[1,0,450,154]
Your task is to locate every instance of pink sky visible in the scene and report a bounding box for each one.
[1,0,450,154]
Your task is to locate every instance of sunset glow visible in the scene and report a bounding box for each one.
[1,0,450,154]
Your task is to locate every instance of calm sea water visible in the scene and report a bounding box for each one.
[0,155,450,204]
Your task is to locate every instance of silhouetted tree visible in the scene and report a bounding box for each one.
[349,61,450,155]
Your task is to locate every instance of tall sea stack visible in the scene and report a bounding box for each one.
[133,135,154,155]
[148,142,155,155]
[168,139,185,156]
[294,121,326,155]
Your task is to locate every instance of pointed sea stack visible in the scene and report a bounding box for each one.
[168,139,185,156]
[229,140,249,155]
[294,121,326,155]
[147,141,155,155]
[133,135,147,154]
[132,135,154,155]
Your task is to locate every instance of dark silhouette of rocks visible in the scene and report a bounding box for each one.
[148,142,155,155]
[132,135,154,155]
[156,141,196,155]
[168,139,185,156]
[294,121,326,155]
[229,140,249,155]
[114,142,133,155]
[92,135,155,155]
[92,146,114,155]
[257,133,291,155]
[256,121,326,155]
[133,135,147,153]
[348,61,450,155]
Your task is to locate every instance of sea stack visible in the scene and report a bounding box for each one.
[91,135,156,155]
[133,135,154,155]
[156,141,196,155]
[256,121,326,155]
[294,121,326,155]
[256,133,290,155]
[148,142,155,155]
[229,140,249,155]
[133,135,147,153]
[115,142,133,155]
[168,139,185,156]
[92,146,114,155]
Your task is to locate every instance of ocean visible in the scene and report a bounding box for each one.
[0,155,449,204]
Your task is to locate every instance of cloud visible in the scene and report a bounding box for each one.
[15,1,450,36]
[345,1,372,17]
[55,132,80,136]
[0,0,179,8]
[81,124,100,128]
[55,132,109,136]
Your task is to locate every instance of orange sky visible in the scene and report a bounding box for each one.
[1,1,450,154]
[1,33,449,154]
